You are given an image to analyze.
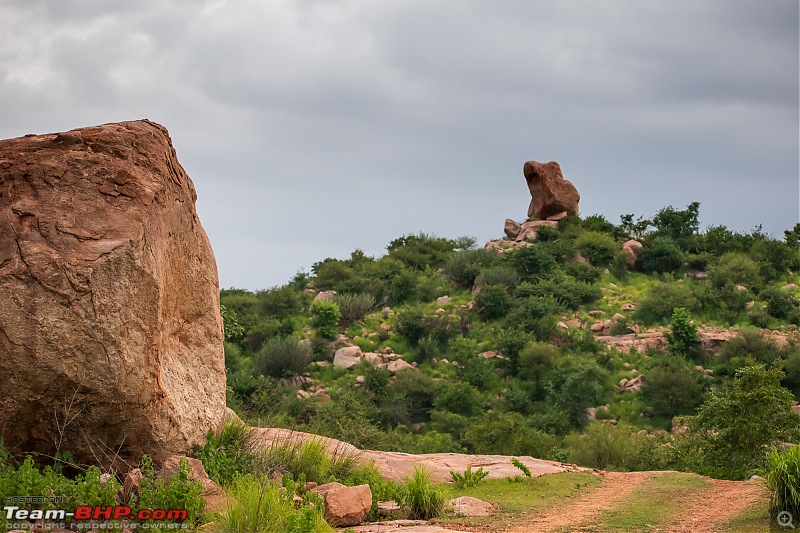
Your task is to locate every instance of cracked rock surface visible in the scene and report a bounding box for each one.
[0,120,225,468]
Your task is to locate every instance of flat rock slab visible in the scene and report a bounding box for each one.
[250,428,589,484]
[344,521,463,533]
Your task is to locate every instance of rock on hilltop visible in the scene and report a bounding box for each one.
[0,120,226,468]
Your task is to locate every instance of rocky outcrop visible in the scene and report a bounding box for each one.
[0,121,225,468]
[523,160,580,219]
[448,496,496,517]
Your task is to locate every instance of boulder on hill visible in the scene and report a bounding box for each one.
[523,160,580,220]
[0,121,226,468]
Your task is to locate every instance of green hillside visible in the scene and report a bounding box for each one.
[221,203,800,481]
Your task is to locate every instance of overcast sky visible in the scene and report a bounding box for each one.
[1,1,798,290]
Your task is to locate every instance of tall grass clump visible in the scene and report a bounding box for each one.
[253,336,312,378]
[263,438,371,485]
[399,465,447,520]
[195,418,258,486]
[762,445,800,520]
[444,249,497,288]
[214,475,333,533]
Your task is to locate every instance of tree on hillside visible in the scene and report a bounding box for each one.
[692,364,800,479]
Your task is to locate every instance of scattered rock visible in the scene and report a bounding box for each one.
[314,290,337,301]
[333,346,363,369]
[621,240,643,268]
[783,284,799,291]
[619,375,645,393]
[436,296,452,306]
[517,219,560,241]
[686,269,708,280]
[0,121,225,468]
[621,303,637,311]
[312,483,372,527]
[117,469,142,505]
[387,359,415,373]
[377,500,402,517]
[523,160,580,219]
[296,390,311,400]
[448,496,495,517]
[503,219,521,240]
[547,211,569,221]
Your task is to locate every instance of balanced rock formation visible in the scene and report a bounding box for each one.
[523,160,580,219]
[0,121,225,468]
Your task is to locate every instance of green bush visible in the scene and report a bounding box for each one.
[399,465,447,520]
[637,236,684,273]
[575,231,618,266]
[387,233,456,271]
[253,336,313,378]
[195,419,257,486]
[762,445,800,521]
[434,382,483,417]
[450,466,489,489]
[505,245,558,281]
[761,286,800,321]
[636,281,699,324]
[310,300,340,339]
[641,355,703,418]
[444,248,497,288]
[693,364,800,479]
[333,292,375,327]
[474,284,513,320]
[136,456,205,525]
[666,307,700,358]
[258,285,305,317]
[544,359,608,427]
[565,423,665,471]
[464,412,557,457]
[475,265,521,289]
[708,252,762,290]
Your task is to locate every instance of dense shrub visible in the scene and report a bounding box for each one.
[474,284,513,320]
[434,382,484,417]
[310,299,340,339]
[708,252,762,290]
[475,265,521,289]
[464,412,557,457]
[253,337,313,378]
[761,286,800,321]
[399,466,447,520]
[312,258,356,291]
[505,245,558,281]
[642,355,704,418]
[651,202,700,249]
[444,248,497,288]
[692,364,800,479]
[575,231,618,266]
[565,423,665,471]
[334,292,375,326]
[637,236,684,273]
[544,359,608,427]
[258,285,305,317]
[637,282,699,324]
[387,233,456,270]
[666,307,700,358]
[525,275,602,310]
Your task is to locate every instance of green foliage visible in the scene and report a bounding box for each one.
[136,455,205,525]
[253,336,313,378]
[450,466,489,489]
[195,419,257,486]
[692,364,800,479]
[761,286,800,321]
[505,245,557,281]
[637,281,698,324]
[221,304,245,342]
[575,231,618,266]
[762,445,800,520]
[434,382,483,417]
[651,202,700,249]
[464,412,556,457]
[475,265,521,289]
[310,299,340,339]
[444,248,497,288]
[544,359,608,427]
[258,285,306,317]
[214,475,333,533]
[333,292,375,327]
[564,422,663,471]
[511,458,532,477]
[387,233,456,270]
[474,284,513,320]
[399,466,447,520]
[637,236,684,273]
[708,252,762,290]
[666,307,700,358]
[642,355,704,418]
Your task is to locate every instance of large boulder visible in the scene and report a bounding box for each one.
[523,160,580,220]
[311,482,372,527]
[0,121,225,468]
